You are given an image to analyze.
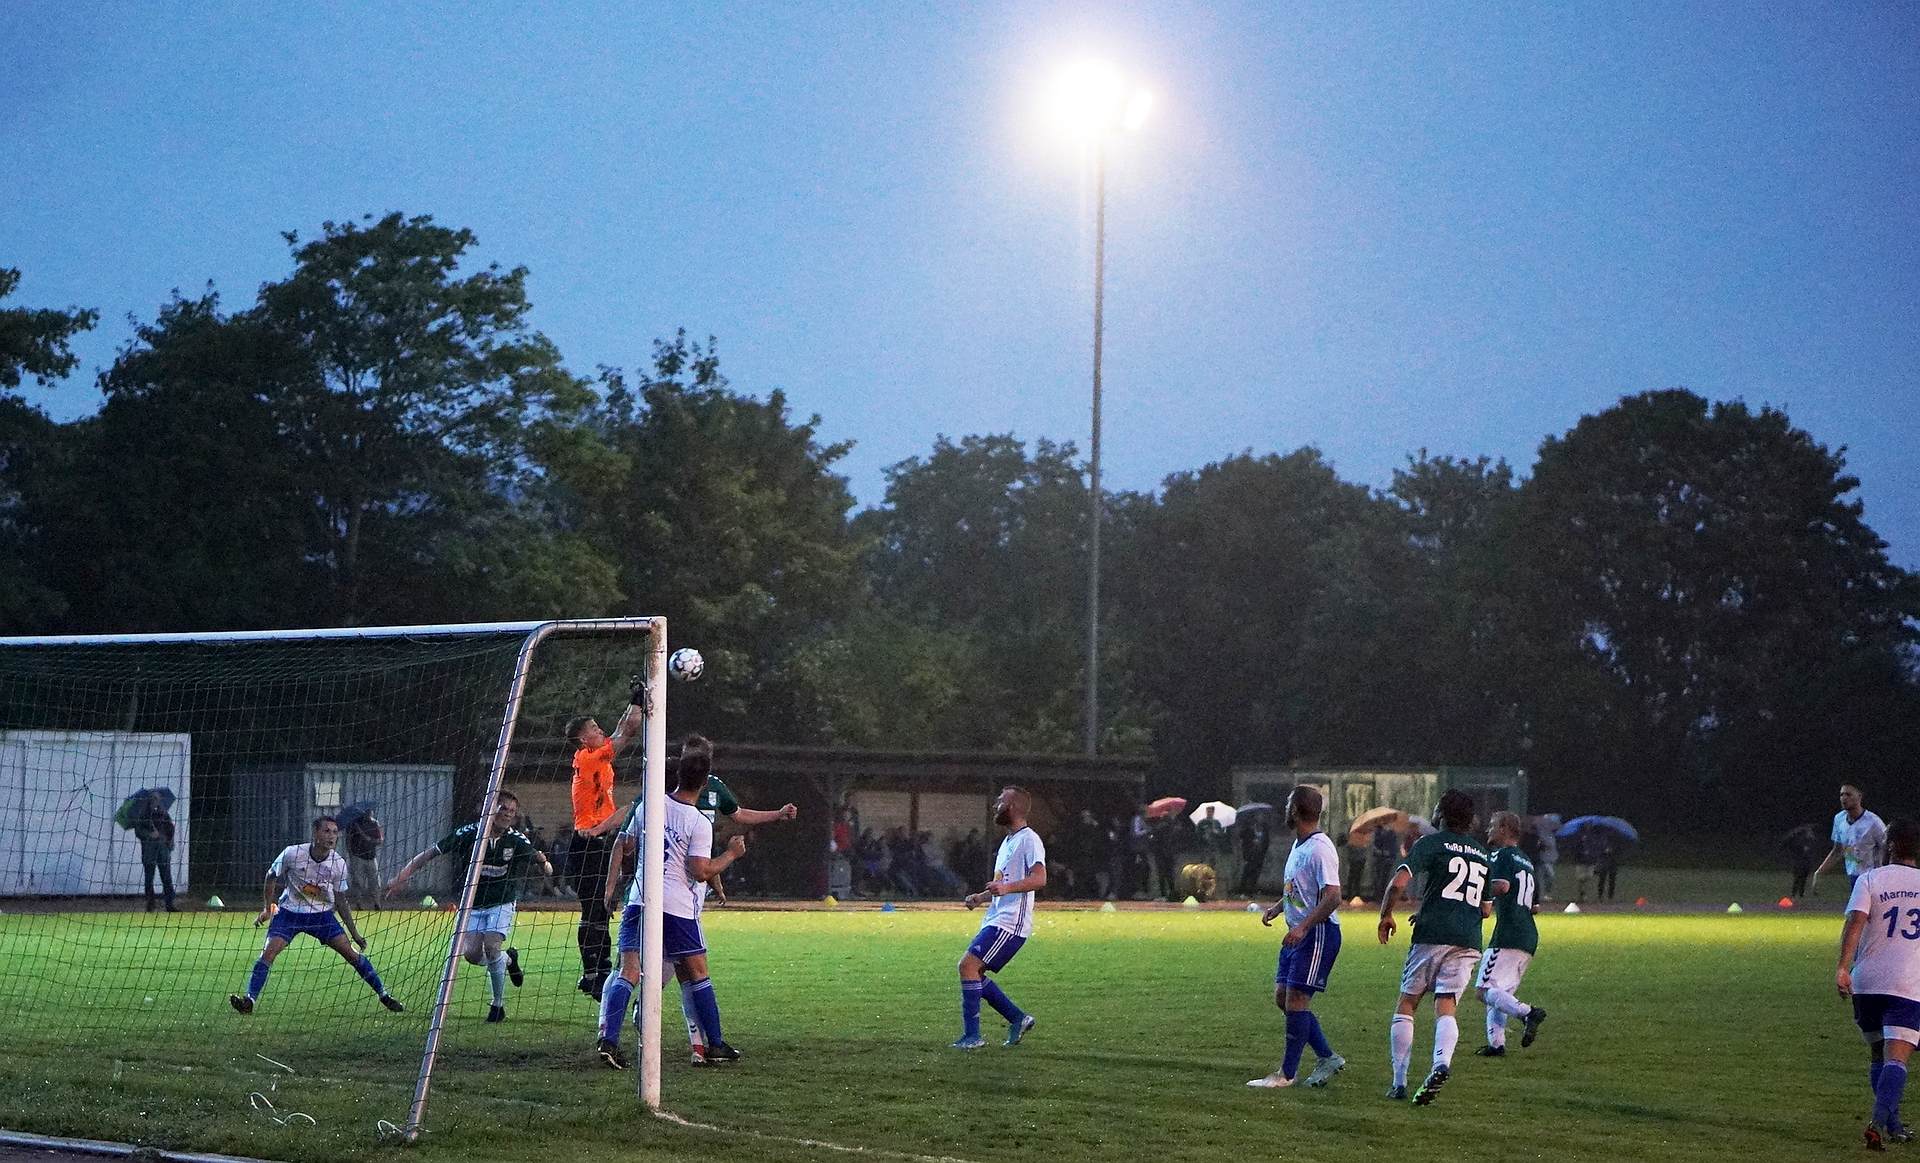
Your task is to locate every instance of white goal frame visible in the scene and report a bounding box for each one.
[0,617,676,1136]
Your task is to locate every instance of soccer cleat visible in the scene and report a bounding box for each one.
[1246,1071,1296,1088]
[380,994,406,1013]
[505,947,523,988]
[596,1038,629,1070]
[228,993,254,1015]
[1412,1064,1450,1105]
[1865,1121,1887,1152]
[1305,1053,1346,1087]
[1521,1007,1548,1048]
[950,1035,988,1050]
[1888,1124,1914,1145]
[1384,1084,1408,1101]
[703,1040,742,1064]
[1006,1014,1037,1047]
[1474,1044,1507,1057]
[486,1004,506,1023]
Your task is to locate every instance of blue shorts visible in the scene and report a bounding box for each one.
[966,926,1026,973]
[618,905,707,961]
[266,908,346,945]
[1854,993,1920,1046]
[1274,921,1341,994]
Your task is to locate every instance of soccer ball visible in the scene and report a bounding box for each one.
[667,648,705,682]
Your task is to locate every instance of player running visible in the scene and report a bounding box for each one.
[596,734,749,1070]
[1837,817,1920,1150]
[384,790,552,1022]
[1377,788,1489,1104]
[953,786,1046,1050]
[229,815,404,1016]
[1247,785,1346,1089]
[1474,810,1547,1056]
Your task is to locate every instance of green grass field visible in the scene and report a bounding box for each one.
[0,903,1878,1161]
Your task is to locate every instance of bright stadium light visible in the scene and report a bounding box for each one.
[1042,58,1152,757]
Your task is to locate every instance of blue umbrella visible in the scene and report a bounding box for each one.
[337,800,377,831]
[1555,815,1638,843]
[1237,802,1276,816]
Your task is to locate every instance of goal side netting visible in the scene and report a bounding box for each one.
[0,618,674,1144]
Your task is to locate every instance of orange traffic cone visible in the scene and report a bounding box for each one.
[1778,897,1794,909]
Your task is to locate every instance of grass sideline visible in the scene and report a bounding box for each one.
[0,905,1875,1162]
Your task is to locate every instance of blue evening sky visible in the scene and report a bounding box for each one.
[5,3,1916,565]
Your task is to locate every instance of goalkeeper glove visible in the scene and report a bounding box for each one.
[628,674,651,715]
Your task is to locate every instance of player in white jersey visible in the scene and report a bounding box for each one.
[595,734,748,1070]
[1819,783,1888,894]
[952,786,1047,1049]
[228,816,404,1015]
[1248,785,1346,1089]
[1837,817,1920,1150]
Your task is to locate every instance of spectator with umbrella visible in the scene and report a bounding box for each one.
[121,788,177,913]
[1555,817,1638,903]
[1347,808,1410,903]
[1236,803,1274,896]
[1145,797,1186,902]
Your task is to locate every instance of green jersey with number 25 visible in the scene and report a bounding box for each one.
[1399,831,1491,950]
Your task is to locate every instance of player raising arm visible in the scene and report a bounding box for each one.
[1836,817,1920,1151]
[595,734,749,1070]
[229,815,404,1016]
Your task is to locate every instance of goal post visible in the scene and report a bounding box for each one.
[0,617,673,1141]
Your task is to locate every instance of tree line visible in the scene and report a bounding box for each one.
[4,213,1916,829]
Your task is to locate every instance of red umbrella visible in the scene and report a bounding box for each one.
[1145,796,1189,820]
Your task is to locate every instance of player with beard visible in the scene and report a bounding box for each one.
[952,786,1047,1049]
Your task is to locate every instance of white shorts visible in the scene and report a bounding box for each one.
[465,901,517,936]
[1400,944,1480,998]
[1474,947,1533,994]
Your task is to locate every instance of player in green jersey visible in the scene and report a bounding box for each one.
[1377,789,1488,1105]
[1474,811,1547,1056]
[386,790,552,1022]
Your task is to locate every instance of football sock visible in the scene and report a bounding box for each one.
[686,977,723,1044]
[487,951,507,1006]
[980,978,1025,1025]
[1433,1014,1459,1068]
[1487,1008,1508,1049]
[600,974,634,1041]
[680,983,705,1048]
[1282,1011,1310,1080]
[961,979,985,1040]
[1305,1012,1334,1059]
[246,958,271,1000]
[1390,1013,1414,1088]
[1874,1061,1907,1128]
[1484,986,1530,1019]
[354,956,386,995]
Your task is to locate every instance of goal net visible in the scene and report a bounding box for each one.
[0,618,674,1143]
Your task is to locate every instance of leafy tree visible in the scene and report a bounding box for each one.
[0,267,97,392]
[559,333,862,741]
[1110,449,1377,788]
[1512,389,1919,816]
[856,434,1097,750]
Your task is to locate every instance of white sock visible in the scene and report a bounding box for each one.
[680,982,705,1049]
[1433,1014,1459,1068]
[1484,986,1531,1020]
[1390,1014,1415,1087]
[1486,1007,1507,1049]
[487,952,507,1006]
